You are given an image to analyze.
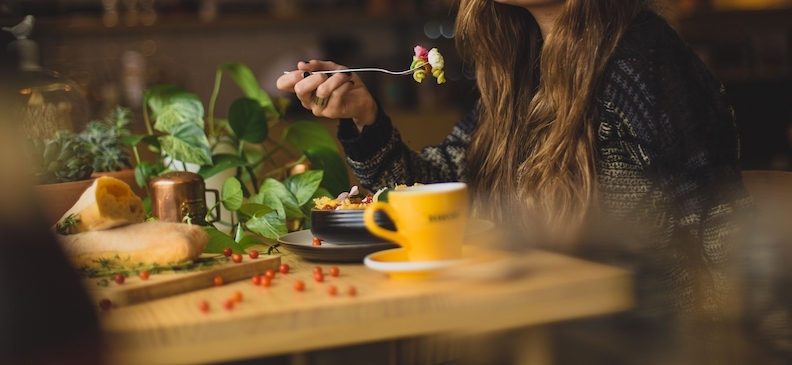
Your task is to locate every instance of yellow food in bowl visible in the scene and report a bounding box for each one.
[312,184,422,211]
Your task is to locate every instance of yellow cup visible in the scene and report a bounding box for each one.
[364,182,469,261]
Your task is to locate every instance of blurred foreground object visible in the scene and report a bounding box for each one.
[739,170,792,364]
[0,67,104,364]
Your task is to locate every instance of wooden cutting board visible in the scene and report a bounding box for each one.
[83,254,281,309]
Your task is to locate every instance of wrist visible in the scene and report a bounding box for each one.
[352,99,377,132]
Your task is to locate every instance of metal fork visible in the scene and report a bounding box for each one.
[283,63,425,76]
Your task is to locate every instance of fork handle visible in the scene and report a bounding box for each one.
[281,70,353,75]
[310,69,354,75]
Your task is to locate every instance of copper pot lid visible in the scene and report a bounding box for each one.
[150,171,204,187]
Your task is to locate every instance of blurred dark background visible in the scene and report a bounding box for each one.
[1,0,791,169]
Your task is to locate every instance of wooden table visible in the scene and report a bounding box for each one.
[98,248,633,365]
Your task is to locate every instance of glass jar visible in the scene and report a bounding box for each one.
[7,36,90,140]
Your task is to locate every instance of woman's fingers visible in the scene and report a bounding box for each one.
[276,60,341,92]
[315,72,353,100]
[295,72,351,112]
[276,71,301,92]
[277,60,367,119]
[312,79,355,118]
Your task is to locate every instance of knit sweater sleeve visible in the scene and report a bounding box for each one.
[336,102,475,192]
[600,15,752,311]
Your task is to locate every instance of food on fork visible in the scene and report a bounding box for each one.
[410,45,446,84]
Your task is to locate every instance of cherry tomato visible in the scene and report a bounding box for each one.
[251,275,262,285]
[231,253,243,263]
[312,266,323,275]
[223,299,234,310]
[261,276,272,287]
[198,300,210,313]
[249,250,259,259]
[329,266,340,277]
[293,280,305,292]
[99,299,112,310]
[327,285,338,296]
[264,269,275,279]
[278,263,290,274]
[114,273,125,284]
[231,291,243,303]
[312,237,322,246]
[222,247,232,257]
[213,276,224,286]
[314,272,324,283]
[139,270,151,280]
[347,286,357,297]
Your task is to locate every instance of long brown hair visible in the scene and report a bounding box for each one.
[457,0,649,242]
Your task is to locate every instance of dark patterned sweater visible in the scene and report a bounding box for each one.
[337,11,753,327]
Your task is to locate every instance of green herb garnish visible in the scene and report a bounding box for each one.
[55,214,81,235]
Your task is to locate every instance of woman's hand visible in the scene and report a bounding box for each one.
[276,60,377,132]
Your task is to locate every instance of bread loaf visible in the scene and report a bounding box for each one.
[56,221,209,268]
[55,176,146,234]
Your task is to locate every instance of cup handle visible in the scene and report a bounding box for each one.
[206,189,221,223]
[364,202,410,248]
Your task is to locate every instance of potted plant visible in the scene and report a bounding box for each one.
[127,62,350,254]
[26,130,96,226]
[79,106,143,197]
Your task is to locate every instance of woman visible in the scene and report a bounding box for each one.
[278,0,753,362]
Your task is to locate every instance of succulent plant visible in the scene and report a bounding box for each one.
[80,106,132,172]
[26,130,94,184]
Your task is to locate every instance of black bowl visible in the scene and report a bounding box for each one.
[310,209,396,244]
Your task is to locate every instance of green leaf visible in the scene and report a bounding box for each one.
[202,226,245,254]
[284,170,324,206]
[242,147,263,165]
[153,93,204,133]
[246,211,288,240]
[198,154,247,180]
[228,98,268,143]
[221,177,243,211]
[144,85,187,118]
[218,62,279,118]
[159,123,212,166]
[313,187,333,199]
[122,135,145,147]
[142,196,152,218]
[141,135,161,150]
[284,120,339,153]
[304,147,351,196]
[238,235,264,250]
[255,178,305,219]
[234,223,244,242]
[135,162,153,189]
[249,189,282,218]
[240,203,273,217]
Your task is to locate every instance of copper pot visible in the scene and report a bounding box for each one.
[149,171,219,225]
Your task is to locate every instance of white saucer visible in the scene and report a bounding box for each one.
[364,247,473,279]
